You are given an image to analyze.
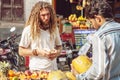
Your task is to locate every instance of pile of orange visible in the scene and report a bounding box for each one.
[8,70,15,77]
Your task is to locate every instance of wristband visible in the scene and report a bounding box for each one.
[32,49,38,56]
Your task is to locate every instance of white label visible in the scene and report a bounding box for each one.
[59,57,66,61]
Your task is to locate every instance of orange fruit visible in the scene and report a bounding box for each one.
[8,70,15,77]
[31,72,39,79]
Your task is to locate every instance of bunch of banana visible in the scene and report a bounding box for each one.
[76,5,83,10]
[78,16,86,21]
[68,14,77,22]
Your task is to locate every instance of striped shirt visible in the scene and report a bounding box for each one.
[77,21,120,80]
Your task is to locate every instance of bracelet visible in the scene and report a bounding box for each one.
[32,49,38,56]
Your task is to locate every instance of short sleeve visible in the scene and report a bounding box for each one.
[19,26,31,48]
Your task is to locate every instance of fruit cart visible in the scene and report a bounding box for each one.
[0,61,76,80]
[0,55,92,80]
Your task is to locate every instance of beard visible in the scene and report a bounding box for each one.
[40,20,50,30]
[40,19,50,26]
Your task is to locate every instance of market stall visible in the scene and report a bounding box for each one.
[0,61,76,80]
[0,55,91,80]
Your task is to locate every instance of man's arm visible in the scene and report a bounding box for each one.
[19,46,33,56]
[19,46,52,58]
[76,35,106,80]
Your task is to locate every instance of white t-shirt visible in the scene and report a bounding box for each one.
[19,25,62,71]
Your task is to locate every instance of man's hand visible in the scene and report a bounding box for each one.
[48,49,58,60]
[37,49,50,58]
[36,48,60,60]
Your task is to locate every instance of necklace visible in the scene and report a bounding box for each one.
[40,25,49,30]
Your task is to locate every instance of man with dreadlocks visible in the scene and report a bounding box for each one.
[19,1,62,71]
[71,1,120,80]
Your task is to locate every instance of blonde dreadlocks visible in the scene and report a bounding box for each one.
[25,1,57,40]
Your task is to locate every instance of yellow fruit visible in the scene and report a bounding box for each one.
[47,70,68,80]
[12,76,19,80]
[65,71,76,80]
[9,77,13,80]
[30,72,39,79]
[73,14,76,18]
[76,5,79,10]
[72,55,92,73]
[76,5,83,10]
[19,73,27,79]
[8,70,15,77]
[68,15,72,21]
